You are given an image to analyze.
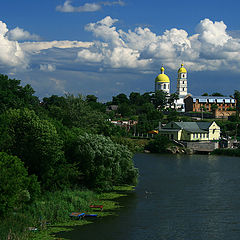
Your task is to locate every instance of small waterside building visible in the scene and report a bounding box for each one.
[159,121,220,141]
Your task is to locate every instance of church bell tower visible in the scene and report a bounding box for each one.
[177,64,188,97]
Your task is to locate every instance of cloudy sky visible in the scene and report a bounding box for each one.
[1,0,240,101]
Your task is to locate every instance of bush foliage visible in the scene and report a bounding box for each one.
[145,135,171,153]
[0,152,40,215]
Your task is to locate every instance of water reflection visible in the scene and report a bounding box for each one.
[57,154,240,240]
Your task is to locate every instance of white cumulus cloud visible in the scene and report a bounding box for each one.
[77,49,103,62]
[56,0,124,13]
[56,1,101,12]
[0,21,27,69]
[20,40,93,53]
[40,64,56,72]
[7,27,40,41]
[76,16,240,72]
[196,19,231,47]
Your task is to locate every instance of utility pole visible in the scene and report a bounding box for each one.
[158,121,162,131]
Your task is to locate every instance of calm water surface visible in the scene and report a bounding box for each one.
[57,154,240,240]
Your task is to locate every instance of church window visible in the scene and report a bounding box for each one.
[183,81,185,84]
[183,88,185,91]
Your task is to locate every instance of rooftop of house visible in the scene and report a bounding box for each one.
[162,121,215,133]
[187,96,236,103]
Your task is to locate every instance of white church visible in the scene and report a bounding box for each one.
[155,64,188,112]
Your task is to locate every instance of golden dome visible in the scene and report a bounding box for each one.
[155,74,170,83]
[178,64,187,73]
[155,66,170,83]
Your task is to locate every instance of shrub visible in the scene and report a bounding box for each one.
[0,152,40,215]
[145,135,171,153]
[72,133,138,191]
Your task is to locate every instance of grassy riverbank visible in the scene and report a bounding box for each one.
[1,186,134,240]
[212,148,240,157]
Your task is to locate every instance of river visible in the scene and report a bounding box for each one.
[57,153,240,240]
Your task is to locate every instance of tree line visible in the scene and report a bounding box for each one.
[0,74,138,216]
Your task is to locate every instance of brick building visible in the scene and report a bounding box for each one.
[184,96,236,112]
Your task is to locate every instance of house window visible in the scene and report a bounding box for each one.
[171,134,174,140]
[164,84,166,89]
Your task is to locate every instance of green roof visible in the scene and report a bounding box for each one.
[162,121,212,133]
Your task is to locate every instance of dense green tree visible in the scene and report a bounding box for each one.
[135,102,163,133]
[86,94,97,102]
[43,94,108,134]
[71,133,138,191]
[138,102,155,115]
[202,93,209,96]
[211,104,218,112]
[211,92,224,96]
[42,95,68,121]
[129,92,141,105]
[136,114,155,133]
[234,90,240,120]
[117,103,136,117]
[0,152,40,214]
[168,92,179,108]
[145,135,171,153]
[87,101,106,113]
[42,95,67,108]
[0,74,39,113]
[85,94,106,113]
[154,90,168,109]
[167,110,180,122]
[0,108,75,190]
[112,93,129,105]
[141,93,152,105]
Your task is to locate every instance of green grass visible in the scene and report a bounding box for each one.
[212,148,240,157]
[0,186,135,240]
[0,189,96,240]
[32,185,134,240]
[111,136,149,152]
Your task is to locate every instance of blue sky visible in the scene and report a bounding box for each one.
[0,0,240,101]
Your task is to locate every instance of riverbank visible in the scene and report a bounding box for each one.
[212,148,240,157]
[1,186,134,240]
